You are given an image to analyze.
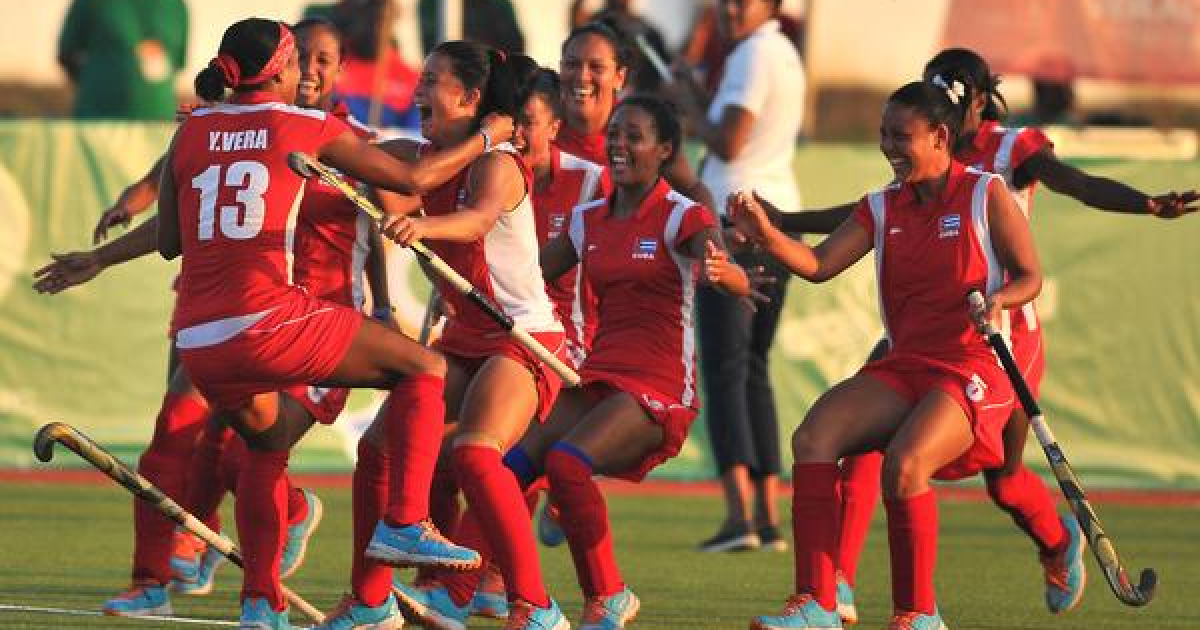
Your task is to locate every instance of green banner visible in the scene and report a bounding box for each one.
[1,121,1197,487]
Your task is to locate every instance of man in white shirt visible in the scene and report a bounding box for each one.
[672,0,804,554]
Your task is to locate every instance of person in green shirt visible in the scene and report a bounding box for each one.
[57,0,189,120]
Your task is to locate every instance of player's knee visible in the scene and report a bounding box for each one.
[790,423,829,462]
[880,450,930,498]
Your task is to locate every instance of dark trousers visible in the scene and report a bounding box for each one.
[696,252,790,477]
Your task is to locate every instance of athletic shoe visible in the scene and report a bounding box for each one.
[537,500,566,547]
[172,545,227,596]
[505,598,569,630]
[169,530,204,583]
[312,592,404,629]
[469,564,509,619]
[750,594,842,630]
[239,596,294,629]
[367,519,481,571]
[758,524,790,552]
[886,609,947,630]
[392,579,470,630]
[1042,514,1087,614]
[697,522,761,552]
[580,586,640,630]
[835,571,857,625]
[281,488,324,579]
[102,583,172,617]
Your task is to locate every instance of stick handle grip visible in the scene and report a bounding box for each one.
[966,290,1040,416]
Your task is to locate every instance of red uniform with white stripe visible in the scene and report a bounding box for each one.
[170,92,363,410]
[958,120,1052,396]
[283,104,375,424]
[569,177,715,481]
[853,161,1016,480]
[555,125,612,194]
[421,143,567,419]
[533,147,604,366]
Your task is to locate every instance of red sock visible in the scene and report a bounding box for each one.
[384,374,445,525]
[838,452,883,585]
[986,464,1065,556]
[236,449,289,610]
[545,446,623,597]
[451,444,548,607]
[132,392,209,585]
[885,490,938,614]
[791,462,841,611]
[183,423,233,532]
[438,510,492,607]
[416,465,464,585]
[286,482,308,526]
[523,484,544,516]
[219,436,246,495]
[352,439,393,606]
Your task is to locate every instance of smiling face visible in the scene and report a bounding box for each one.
[295,25,341,110]
[514,92,561,162]
[560,33,626,127]
[879,101,950,183]
[606,103,671,188]
[413,52,477,144]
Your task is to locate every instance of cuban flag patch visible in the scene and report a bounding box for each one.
[633,237,658,260]
[938,214,961,239]
[548,214,566,238]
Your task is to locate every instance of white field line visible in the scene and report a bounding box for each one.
[0,603,238,626]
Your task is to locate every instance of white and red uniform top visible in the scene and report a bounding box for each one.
[555,125,612,195]
[291,102,375,310]
[420,143,563,355]
[170,92,351,340]
[853,161,1006,365]
[958,120,1052,342]
[533,147,604,365]
[569,177,715,406]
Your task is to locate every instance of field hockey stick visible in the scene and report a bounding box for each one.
[966,291,1157,607]
[287,152,581,386]
[418,288,441,346]
[32,422,326,623]
[634,33,673,85]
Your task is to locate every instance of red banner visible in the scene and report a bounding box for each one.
[941,0,1200,84]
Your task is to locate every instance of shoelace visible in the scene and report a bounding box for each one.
[504,601,534,628]
[582,596,609,623]
[887,611,923,629]
[780,593,814,616]
[415,519,452,544]
[1042,551,1071,592]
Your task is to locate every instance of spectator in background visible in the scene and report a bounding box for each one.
[303,0,421,129]
[419,0,526,54]
[671,0,804,554]
[681,0,804,97]
[57,0,188,120]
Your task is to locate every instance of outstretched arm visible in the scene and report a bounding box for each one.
[94,155,165,244]
[1020,148,1198,218]
[729,191,870,282]
[35,215,160,294]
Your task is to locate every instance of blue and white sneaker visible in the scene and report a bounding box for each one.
[506,597,569,630]
[169,530,202,584]
[835,572,858,625]
[312,592,404,629]
[537,500,565,547]
[580,586,640,629]
[281,488,323,579]
[750,594,842,630]
[392,579,470,630]
[469,564,509,619]
[239,596,294,629]
[886,609,947,630]
[103,583,172,617]
[173,545,227,595]
[1042,514,1087,613]
[367,519,480,571]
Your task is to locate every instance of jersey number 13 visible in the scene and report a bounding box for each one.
[192,160,270,240]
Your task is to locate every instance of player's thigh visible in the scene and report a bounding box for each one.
[518,386,594,463]
[324,317,445,388]
[560,391,663,476]
[454,355,540,451]
[884,389,974,484]
[794,373,910,461]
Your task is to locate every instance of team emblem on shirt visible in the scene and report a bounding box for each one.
[965,374,987,402]
[633,237,658,260]
[938,214,961,239]
[548,214,565,239]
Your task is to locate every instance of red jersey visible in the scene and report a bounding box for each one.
[170,92,350,334]
[420,143,562,354]
[533,147,604,365]
[555,124,612,195]
[291,103,375,309]
[853,161,1006,363]
[570,177,715,405]
[958,120,1052,340]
